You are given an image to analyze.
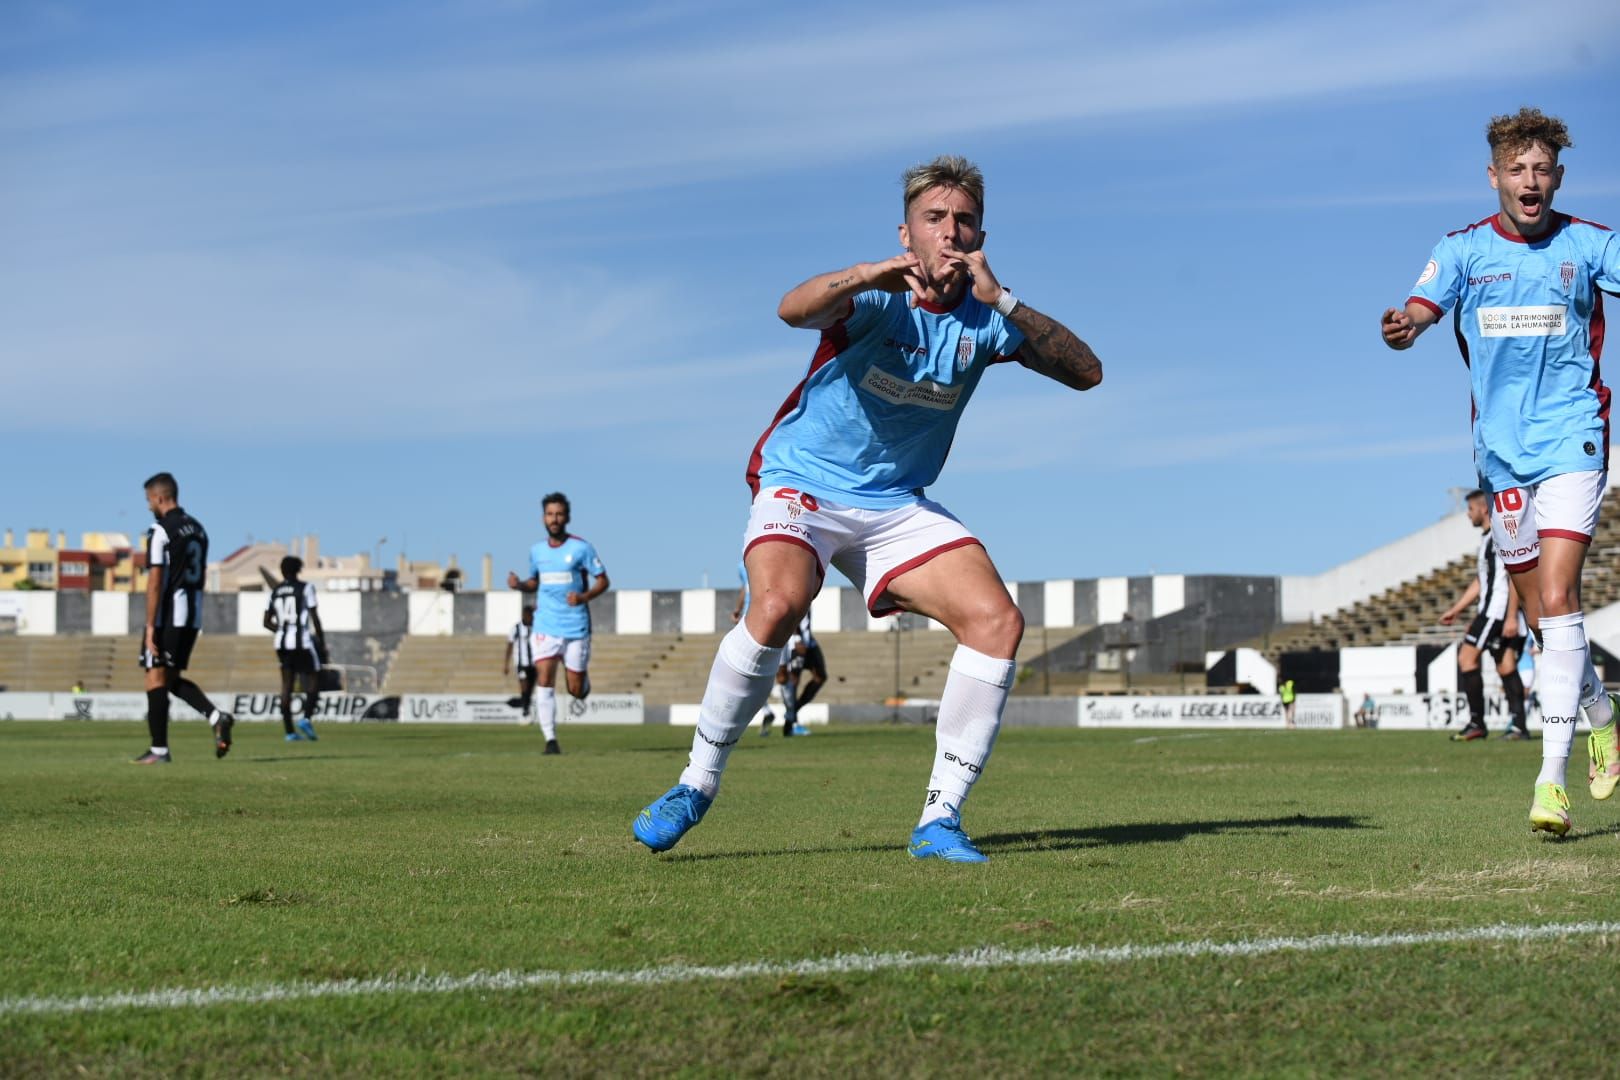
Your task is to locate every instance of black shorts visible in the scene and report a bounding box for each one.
[277,647,321,674]
[1463,614,1512,658]
[795,643,827,680]
[140,627,198,672]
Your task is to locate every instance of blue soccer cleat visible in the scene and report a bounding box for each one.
[908,814,989,863]
[296,718,318,741]
[285,732,305,742]
[632,785,713,852]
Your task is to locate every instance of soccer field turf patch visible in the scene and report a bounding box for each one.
[4,721,1619,1074]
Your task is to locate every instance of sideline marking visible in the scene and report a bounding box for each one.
[5,920,1617,1018]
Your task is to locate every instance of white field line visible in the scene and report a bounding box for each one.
[5,920,1617,1019]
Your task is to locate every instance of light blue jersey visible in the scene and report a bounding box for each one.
[1408,213,1618,490]
[528,535,605,639]
[747,289,1025,508]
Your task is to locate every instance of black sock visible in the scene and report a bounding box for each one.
[797,679,822,708]
[171,677,217,720]
[1460,668,1486,728]
[146,688,169,749]
[1501,670,1527,729]
[304,691,320,723]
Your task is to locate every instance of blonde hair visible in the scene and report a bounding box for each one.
[1487,107,1572,162]
[901,155,985,217]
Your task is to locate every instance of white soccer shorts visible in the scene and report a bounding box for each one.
[1489,469,1608,572]
[533,632,591,672]
[742,486,981,616]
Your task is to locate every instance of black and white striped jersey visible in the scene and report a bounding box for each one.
[147,508,208,630]
[509,621,536,669]
[1475,532,1509,620]
[267,580,319,651]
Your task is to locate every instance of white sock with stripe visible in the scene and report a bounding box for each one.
[679,623,781,798]
[919,645,1015,827]
[1536,612,1585,787]
[534,687,557,741]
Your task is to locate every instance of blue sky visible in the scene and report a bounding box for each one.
[4,0,1618,589]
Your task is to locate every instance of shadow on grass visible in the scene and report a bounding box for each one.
[1564,821,1620,843]
[663,813,1372,862]
[976,814,1372,852]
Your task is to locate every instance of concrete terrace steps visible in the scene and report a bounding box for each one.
[0,634,286,694]
[383,634,679,695]
[1252,485,1620,660]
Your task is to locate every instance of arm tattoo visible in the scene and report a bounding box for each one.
[826,276,855,291]
[1007,303,1102,390]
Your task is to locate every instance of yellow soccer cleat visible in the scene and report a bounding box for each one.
[1530,782,1571,837]
[1588,705,1620,801]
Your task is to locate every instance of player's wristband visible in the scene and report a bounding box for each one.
[994,289,1020,317]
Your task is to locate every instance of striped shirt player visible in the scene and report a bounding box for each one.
[1462,530,1513,656]
[133,471,234,765]
[633,156,1103,860]
[509,492,611,754]
[1383,109,1617,829]
[1441,491,1529,740]
[142,507,208,670]
[267,579,322,670]
[508,619,537,671]
[503,607,540,718]
[263,556,326,742]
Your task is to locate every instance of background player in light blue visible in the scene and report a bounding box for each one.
[507,492,609,755]
[1382,107,1619,834]
[634,155,1103,860]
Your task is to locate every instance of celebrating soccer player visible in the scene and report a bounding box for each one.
[1382,108,1618,834]
[633,155,1102,860]
[507,493,609,755]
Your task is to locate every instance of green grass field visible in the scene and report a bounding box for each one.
[4,719,1620,1077]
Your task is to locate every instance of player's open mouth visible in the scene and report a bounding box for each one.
[1519,194,1543,214]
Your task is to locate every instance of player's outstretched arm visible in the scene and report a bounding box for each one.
[1380,303,1439,351]
[777,253,925,330]
[1007,304,1102,391]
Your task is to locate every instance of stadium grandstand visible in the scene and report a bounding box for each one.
[4,475,1615,707]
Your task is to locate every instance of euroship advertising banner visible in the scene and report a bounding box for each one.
[1,691,644,726]
[1076,694,1343,730]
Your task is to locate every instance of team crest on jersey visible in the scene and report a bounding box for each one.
[1502,513,1519,540]
[1415,260,1437,287]
[1560,261,1576,292]
[956,335,974,371]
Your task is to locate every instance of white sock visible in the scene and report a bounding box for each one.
[678,623,781,798]
[1582,655,1614,729]
[1536,612,1586,787]
[919,645,1015,827]
[151,746,167,755]
[534,687,557,741]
